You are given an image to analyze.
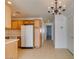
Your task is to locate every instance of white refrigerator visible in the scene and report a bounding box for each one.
[21,25,34,48]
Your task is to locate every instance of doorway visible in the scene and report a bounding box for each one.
[46,25,52,40]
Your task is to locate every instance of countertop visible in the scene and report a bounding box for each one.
[5,39,19,45]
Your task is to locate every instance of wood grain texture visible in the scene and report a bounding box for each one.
[11,20,34,30]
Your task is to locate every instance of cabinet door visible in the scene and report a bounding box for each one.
[23,20,34,25]
[18,20,23,29]
[34,19,41,27]
[5,41,18,59]
[11,20,18,29]
[12,20,23,30]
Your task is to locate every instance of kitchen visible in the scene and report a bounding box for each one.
[5,3,43,59]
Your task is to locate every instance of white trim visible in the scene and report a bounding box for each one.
[45,23,53,25]
[12,17,43,20]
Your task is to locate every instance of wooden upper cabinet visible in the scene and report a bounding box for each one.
[18,20,23,29]
[11,20,34,30]
[11,20,23,30]
[23,20,34,25]
[34,19,41,28]
[11,20,18,30]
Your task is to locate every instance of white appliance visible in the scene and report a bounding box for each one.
[21,25,34,48]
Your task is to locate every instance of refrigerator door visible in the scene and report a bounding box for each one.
[21,25,33,48]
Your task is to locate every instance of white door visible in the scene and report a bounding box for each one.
[55,15,67,48]
[21,25,33,47]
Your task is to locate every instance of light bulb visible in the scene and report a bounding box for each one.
[48,7,50,9]
[52,10,54,13]
[59,10,61,12]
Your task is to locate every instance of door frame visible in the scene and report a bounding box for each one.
[45,23,53,40]
[46,25,52,40]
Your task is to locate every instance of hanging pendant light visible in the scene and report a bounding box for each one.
[48,0,66,15]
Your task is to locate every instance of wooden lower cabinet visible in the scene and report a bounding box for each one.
[5,41,18,59]
[17,36,21,48]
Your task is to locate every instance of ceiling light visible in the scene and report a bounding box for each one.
[48,0,66,15]
[48,7,50,9]
[8,1,12,4]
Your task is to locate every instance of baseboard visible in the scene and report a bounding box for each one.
[20,47,34,49]
[67,49,74,56]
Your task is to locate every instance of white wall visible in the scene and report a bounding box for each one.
[66,11,74,53]
[67,17,74,53]
[64,0,74,54]
[55,15,67,48]
[41,21,45,47]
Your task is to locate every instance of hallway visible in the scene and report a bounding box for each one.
[18,40,73,59]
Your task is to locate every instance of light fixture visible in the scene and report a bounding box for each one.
[48,0,66,15]
[7,1,12,4]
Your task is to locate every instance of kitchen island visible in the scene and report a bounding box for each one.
[5,39,19,59]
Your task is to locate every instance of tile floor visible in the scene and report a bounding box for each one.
[18,40,73,59]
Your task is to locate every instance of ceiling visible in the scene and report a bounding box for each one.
[6,0,73,20]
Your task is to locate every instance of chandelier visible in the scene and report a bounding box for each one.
[48,0,66,15]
